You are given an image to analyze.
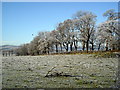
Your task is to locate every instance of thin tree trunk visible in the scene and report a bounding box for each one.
[60,43,62,52]
[66,44,68,52]
[86,40,89,53]
[82,41,85,51]
[47,43,50,54]
[106,40,108,51]
[70,43,73,51]
[37,51,39,55]
[98,43,101,51]
[44,47,47,54]
[55,44,58,53]
[91,43,94,51]
[75,45,77,51]
[74,40,78,51]
[112,44,115,50]
[63,43,69,52]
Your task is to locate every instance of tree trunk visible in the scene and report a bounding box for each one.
[37,51,39,55]
[63,43,69,52]
[74,40,78,51]
[91,43,94,51]
[55,44,58,53]
[70,43,73,51]
[60,43,62,52]
[47,43,50,54]
[98,43,101,51]
[66,44,68,52]
[112,44,115,50]
[86,40,89,53]
[106,40,108,51]
[82,41,85,51]
[75,45,77,51]
[44,47,47,54]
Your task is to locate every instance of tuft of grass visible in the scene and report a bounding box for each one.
[23,79,30,83]
[93,52,117,58]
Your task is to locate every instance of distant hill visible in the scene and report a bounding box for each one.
[0,45,20,51]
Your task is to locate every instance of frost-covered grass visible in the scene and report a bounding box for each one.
[2,54,118,88]
[92,51,119,58]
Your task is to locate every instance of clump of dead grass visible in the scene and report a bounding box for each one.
[93,51,118,58]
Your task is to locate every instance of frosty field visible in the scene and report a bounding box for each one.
[2,54,118,88]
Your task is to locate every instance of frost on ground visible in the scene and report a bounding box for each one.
[2,54,118,88]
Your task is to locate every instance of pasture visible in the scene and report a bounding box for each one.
[2,54,118,88]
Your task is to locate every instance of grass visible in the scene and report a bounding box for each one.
[76,76,116,88]
[76,79,100,88]
[39,50,120,57]
[93,51,118,58]
[2,54,118,88]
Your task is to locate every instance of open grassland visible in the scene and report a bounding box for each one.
[2,53,119,88]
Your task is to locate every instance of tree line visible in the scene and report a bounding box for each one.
[15,9,120,56]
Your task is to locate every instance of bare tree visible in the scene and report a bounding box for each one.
[56,21,69,52]
[97,9,120,51]
[37,31,54,54]
[96,29,106,51]
[28,35,40,55]
[73,11,97,52]
[57,19,78,52]
[15,44,29,56]
[103,9,118,20]
[15,9,119,55]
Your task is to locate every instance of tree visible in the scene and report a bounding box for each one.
[97,9,120,51]
[96,27,107,51]
[57,19,78,52]
[89,29,96,51]
[28,35,40,55]
[103,9,117,20]
[56,20,70,52]
[15,44,29,56]
[37,31,54,54]
[14,9,119,55]
[50,30,60,53]
[73,11,97,52]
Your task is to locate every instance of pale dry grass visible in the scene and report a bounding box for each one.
[2,54,118,88]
